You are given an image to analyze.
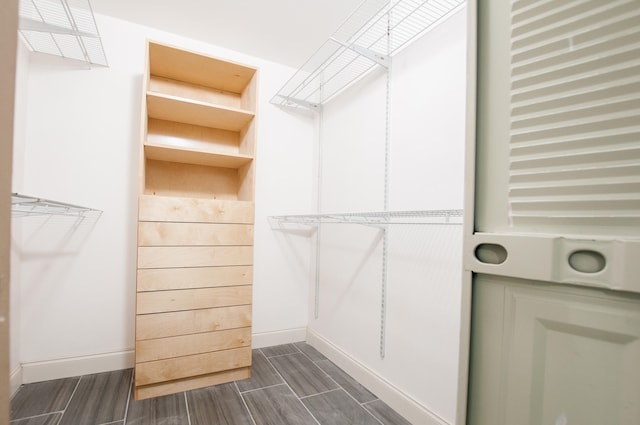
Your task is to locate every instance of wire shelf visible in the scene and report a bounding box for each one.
[271,0,465,109]
[18,0,108,66]
[269,209,463,227]
[12,193,102,218]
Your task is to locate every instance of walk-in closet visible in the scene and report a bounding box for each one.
[2,1,639,425]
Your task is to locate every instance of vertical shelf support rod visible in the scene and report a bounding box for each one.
[380,5,393,360]
[314,83,325,320]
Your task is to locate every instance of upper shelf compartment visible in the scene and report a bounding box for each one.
[271,0,465,109]
[148,42,257,113]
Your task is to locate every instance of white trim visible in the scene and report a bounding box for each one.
[251,327,306,348]
[21,350,134,384]
[10,365,22,397]
[18,328,306,385]
[306,328,450,425]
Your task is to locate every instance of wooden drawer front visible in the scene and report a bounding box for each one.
[137,266,252,292]
[137,246,253,269]
[138,222,253,246]
[136,327,251,363]
[135,346,252,386]
[136,305,251,340]
[135,368,250,400]
[138,195,254,223]
[137,286,252,314]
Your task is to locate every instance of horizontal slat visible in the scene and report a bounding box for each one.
[136,327,251,363]
[135,367,250,400]
[137,286,252,314]
[510,182,640,198]
[512,81,640,117]
[511,99,640,131]
[135,346,252,386]
[511,67,640,105]
[510,164,640,185]
[138,222,253,246]
[136,305,252,340]
[137,246,253,269]
[510,146,640,171]
[510,199,640,215]
[137,266,253,292]
[511,50,639,91]
[510,133,640,157]
[138,195,254,223]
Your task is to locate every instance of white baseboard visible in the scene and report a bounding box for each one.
[252,327,306,348]
[21,350,134,384]
[306,329,450,425]
[18,329,305,385]
[10,365,22,396]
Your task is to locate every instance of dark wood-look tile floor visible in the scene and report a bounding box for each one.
[10,343,413,425]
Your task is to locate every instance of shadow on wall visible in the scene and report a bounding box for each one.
[13,211,102,303]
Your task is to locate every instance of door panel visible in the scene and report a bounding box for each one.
[465,1,640,424]
[469,276,640,425]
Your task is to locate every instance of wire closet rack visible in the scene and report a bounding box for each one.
[18,0,108,66]
[269,209,463,227]
[271,0,465,109]
[12,193,102,218]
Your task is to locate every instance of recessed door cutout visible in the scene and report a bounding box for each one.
[474,243,508,265]
[568,250,606,274]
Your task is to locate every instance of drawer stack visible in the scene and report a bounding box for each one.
[134,41,257,399]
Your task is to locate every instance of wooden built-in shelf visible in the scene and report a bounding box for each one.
[147,92,254,132]
[135,41,258,399]
[144,143,253,169]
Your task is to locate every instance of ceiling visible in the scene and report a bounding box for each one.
[90,0,365,68]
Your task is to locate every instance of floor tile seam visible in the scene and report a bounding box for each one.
[183,391,192,425]
[299,358,384,420]
[333,374,379,406]
[99,420,127,425]
[261,355,322,425]
[237,382,289,395]
[302,387,386,425]
[360,403,386,425]
[121,370,134,425]
[296,347,342,389]
[313,358,381,405]
[259,351,301,359]
[57,375,82,423]
[298,387,343,400]
[9,411,64,423]
[234,381,258,425]
[266,346,344,400]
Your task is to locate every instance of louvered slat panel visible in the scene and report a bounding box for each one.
[508,0,640,221]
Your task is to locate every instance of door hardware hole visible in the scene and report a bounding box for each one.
[568,250,606,274]
[474,243,508,265]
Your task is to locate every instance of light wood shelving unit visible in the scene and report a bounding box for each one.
[134,41,258,400]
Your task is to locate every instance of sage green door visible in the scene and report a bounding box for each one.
[465,1,640,424]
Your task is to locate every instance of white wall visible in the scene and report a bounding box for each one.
[13,13,314,381]
[306,7,467,425]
